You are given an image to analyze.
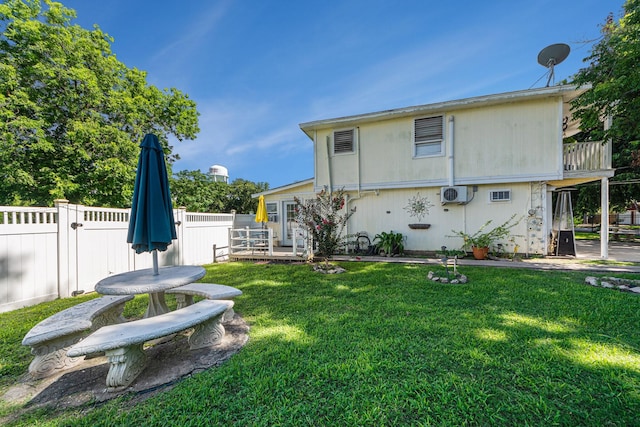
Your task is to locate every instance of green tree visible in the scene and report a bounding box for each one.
[225,179,269,213]
[171,172,269,213]
[0,0,199,207]
[571,0,640,213]
[171,170,226,212]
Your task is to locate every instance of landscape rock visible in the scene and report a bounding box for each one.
[583,276,640,295]
[428,271,468,284]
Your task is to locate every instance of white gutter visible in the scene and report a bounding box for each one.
[448,115,455,187]
[356,127,361,196]
[326,135,333,193]
[313,130,318,189]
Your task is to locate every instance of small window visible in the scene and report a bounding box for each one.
[334,129,354,154]
[414,116,444,157]
[490,190,511,202]
[266,202,278,222]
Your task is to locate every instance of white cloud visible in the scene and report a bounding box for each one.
[151,1,232,63]
[172,96,309,174]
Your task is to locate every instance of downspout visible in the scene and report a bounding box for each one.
[326,135,333,193]
[347,127,360,251]
[313,130,318,189]
[448,115,455,187]
[356,126,361,197]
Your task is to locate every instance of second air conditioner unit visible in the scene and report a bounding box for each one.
[440,186,469,204]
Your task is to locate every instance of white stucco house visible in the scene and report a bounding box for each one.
[257,85,613,255]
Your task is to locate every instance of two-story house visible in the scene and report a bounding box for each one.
[257,85,613,255]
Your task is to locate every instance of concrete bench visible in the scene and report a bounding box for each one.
[67,299,233,391]
[166,283,242,321]
[611,231,637,241]
[22,295,134,379]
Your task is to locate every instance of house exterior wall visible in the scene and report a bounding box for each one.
[313,97,563,191]
[452,99,561,183]
[344,182,546,255]
[261,181,548,254]
[297,94,567,254]
[260,87,614,256]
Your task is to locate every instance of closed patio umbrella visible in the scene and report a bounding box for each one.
[255,195,268,227]
[254,195,269,250]
[127,133,177,275]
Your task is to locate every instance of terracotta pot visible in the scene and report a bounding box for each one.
[471,246,489,260]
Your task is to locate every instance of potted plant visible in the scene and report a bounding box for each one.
[373,231,405,256]
[448,214,520,260]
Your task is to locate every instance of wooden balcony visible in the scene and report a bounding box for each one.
[563,140,612,172]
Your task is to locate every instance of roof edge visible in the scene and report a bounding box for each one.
[253,178,314,198]
[299,84,590,138]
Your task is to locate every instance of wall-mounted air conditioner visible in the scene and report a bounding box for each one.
[440,186,469,204]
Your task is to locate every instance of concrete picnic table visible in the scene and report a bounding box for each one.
[95,265,206,317]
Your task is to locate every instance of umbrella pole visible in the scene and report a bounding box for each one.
[152,250,159,275]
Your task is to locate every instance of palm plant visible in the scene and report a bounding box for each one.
[373,231,404,256]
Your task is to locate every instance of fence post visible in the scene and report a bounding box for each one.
[55,200,72,298]
[176,207,186,265]
[293,228,298,257]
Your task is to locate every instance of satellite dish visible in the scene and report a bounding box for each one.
[537,43,570,87]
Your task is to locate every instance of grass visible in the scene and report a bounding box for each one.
[2,262,640,426]
[574,230,601,240]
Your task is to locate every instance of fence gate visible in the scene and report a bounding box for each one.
[76,206,135,293]
[57,203,134,295]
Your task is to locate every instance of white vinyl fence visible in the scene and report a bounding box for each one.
[0,200,234,313]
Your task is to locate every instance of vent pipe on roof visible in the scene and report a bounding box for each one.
[448,115,455,187]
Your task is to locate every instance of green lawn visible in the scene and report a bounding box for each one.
[2,262,640,426]
[574,230,601,240]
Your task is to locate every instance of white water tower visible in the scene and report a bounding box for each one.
[208,165,229,183]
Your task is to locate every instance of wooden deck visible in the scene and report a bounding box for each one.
[229,246,309,262]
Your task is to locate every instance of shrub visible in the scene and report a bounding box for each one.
[449,214,520,251]
[373,230,405,256]
[294,187,355,260]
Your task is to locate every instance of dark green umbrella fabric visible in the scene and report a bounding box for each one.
[127,134,177,254]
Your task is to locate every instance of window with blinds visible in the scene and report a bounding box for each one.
[334,129,354,154]
[414,116,444,157]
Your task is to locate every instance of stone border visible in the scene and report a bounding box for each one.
[585,276,640,294]
[427,271,468,284]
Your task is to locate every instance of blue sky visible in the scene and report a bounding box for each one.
[61,0,625,189]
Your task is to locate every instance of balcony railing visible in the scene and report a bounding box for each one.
[563,140,611,172]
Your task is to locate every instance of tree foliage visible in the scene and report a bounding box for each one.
[170,171,269,214]
[170,170,227,213]
[225,178,269,214]
[0,0,199,207]
[571,0,640,212]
